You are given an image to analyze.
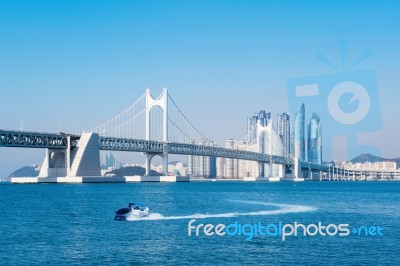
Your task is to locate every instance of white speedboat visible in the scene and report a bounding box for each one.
[114,203,149,220]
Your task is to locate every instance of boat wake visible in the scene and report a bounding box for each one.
[126,200,317,221]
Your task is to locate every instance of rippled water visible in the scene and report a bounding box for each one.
[0,182,399,265]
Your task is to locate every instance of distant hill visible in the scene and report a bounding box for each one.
[106,166,160,176]
[9,166,39,177]
[351,153,400,166]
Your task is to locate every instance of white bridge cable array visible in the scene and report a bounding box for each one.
[89,89,286,160]
[239,122,285,157]
[167,94,212,145]
[241,123,257,145]
[91,93,147,139]
[264,126,284,157]
[90,90,214,145]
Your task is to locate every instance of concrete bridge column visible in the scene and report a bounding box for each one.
[279,164,285,178]
[163,144,169,176]
[66,136,71,176]
[269,162,273,177]
[293,158,304,180]
[38,132,100,178]
[38,148,67,177]
[257,162,264,177]
[145,153,155,176]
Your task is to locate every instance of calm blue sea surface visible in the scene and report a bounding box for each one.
[0,181,399,265]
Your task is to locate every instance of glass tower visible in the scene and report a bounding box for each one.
[290,104,305,161]
[308,113,322,164]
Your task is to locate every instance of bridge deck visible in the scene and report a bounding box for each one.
[0,130,331,168]
[0,130,79,149]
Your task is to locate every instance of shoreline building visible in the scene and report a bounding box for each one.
[338,161,397,171]
[224,139,258,178]
[187,139,217,178]
[290,103,306,161]
[308,113,322,164]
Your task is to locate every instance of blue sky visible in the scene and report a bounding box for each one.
[1,0,399,177]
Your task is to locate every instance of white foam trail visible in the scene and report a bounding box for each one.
[127,201,317,221]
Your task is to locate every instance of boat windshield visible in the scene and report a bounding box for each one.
[129,203,145,208]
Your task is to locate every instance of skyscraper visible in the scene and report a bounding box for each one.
[224,139,237,178]
[277,112,290,158]
[290,104,305,161]
[308,113,322,164]
[101,151,117,170]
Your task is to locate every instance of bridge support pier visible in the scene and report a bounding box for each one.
[269,162,273,177]
[293,158,305,180]
[163,144,169,176]
[144,153,155,176]
[257,162,264,177]
[278,164,285,178]
[38,133,101,178]
[144,151,169,176]
[38,148,68,178]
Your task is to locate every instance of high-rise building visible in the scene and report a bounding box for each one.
[216,157,226,177]
[247,116,257,143]
[101,151,117,170]
[257,110,271,127]
[187,139,217,178]
[224,139,237,178]
[290,104,305,161]
[277,112,290,158]
[308,113,322,164]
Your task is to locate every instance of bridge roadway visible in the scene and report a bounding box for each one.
[1,130,295,166]
[0,129,334,172]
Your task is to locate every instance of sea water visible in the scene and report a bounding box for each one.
[0,182,399,265]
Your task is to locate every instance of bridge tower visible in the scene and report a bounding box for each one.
[256,120,285,179]
[144,88,169,176]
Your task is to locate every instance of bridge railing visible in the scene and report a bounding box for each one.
[99,137,164,153]
[168,142,292,164]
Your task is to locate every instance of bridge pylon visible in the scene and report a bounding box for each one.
[145,88,169,176]
[255,120,285,179]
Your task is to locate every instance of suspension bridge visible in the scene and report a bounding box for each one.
[1,89,329,183]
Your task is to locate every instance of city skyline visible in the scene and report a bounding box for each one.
[1,1,399,178]
[187,104,325,179]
